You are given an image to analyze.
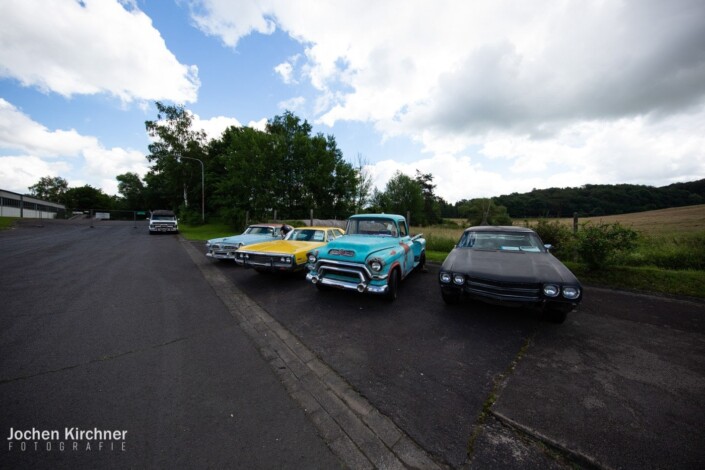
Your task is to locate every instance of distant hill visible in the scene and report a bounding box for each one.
[491,179,705,218]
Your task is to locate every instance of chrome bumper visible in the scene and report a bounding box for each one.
[306,272,388,294]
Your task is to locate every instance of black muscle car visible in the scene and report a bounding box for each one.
[438,226,581,323]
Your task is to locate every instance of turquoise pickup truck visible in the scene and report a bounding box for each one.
[306,214,426,301]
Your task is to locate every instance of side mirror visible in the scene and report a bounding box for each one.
[544,244,553,252]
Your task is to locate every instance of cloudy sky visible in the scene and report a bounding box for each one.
[1,0,704,203]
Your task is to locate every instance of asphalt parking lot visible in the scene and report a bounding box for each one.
[1,219,703,469]
[213,247,705,469]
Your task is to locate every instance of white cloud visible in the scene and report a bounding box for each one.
[0,155,71,194]
[0,0,199,103]
[189,0,276,47]
[274,55,302,85]
[192,114,242,140]
[82,146,149,195]
[247,118,268,132]
[0,98,97,157]
[189,0,705,201]
[0,98,146,195]
[278,96,305,112]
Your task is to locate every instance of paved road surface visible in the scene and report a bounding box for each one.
[0,220,339,469]
[1,219,703,469]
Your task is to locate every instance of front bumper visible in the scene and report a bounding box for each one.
[308,259,391,294]
[206,251,237,260]
[149,226,178,233]
[239,252,300,271]
[440,284,580,312]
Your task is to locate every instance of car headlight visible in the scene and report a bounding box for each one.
[307,252,317,264]
[453,274,465,285]
[543,284,560,297]
[368,258,384,272]
[280,256,292,264]
[562,287,581,299]
[440,272,451,283]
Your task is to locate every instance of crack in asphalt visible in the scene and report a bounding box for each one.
[466,330,538,464]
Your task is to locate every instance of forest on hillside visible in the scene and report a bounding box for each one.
[479,179,705,218]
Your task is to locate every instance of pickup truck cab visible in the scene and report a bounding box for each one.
[306,214,426,300]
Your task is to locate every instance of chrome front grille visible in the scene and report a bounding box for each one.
[463,276,541,302]
[316,260,370,284]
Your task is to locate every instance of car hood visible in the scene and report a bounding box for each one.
[208,234,275,245]
[322,235,400,259]
[242,240,327,255]
[442,249,580,284]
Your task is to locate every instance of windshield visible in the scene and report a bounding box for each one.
[286,229,325,242]
[244,226,274,235]
[457,231,545,252]
[345,218,398,237]
[152,215,175,221]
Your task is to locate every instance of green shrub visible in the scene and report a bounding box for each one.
[177,207,204,226]
[576,222,638,270]
[218,207,247,231]
[529,219,576,260]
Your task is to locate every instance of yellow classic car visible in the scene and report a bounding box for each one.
[234,226,345,272]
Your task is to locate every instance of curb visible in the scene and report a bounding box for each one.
[182,239,444,469]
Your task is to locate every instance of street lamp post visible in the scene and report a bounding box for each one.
[178,155,205,223]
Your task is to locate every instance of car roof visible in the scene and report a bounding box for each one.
[293,226,344,231]
[349,214,404,220]
[463,225,536,234]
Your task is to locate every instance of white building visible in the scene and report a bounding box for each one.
[0,189,65,219]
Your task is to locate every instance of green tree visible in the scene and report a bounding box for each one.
[144,102,208,215]
[116,172,146,210]
[63,185,113,212]
[414,170,441,225]
[28,176,69,203]
[208,111,357,223]
[208,125,279,225]
[352,154,373,212]
[459,198,512,226]
[380,171,424,223]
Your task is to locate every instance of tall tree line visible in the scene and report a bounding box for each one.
[141,104,361,225]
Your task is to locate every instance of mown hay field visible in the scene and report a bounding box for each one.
[520,204,705,236]
[417,204,704,240]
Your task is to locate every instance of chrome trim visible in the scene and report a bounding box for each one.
[313,259,374,278]
[318,265,367,283]
[308,274,389,294]
[240,250,292,258]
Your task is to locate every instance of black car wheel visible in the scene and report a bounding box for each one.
[416,252,427,273]
[385,268,399,302]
